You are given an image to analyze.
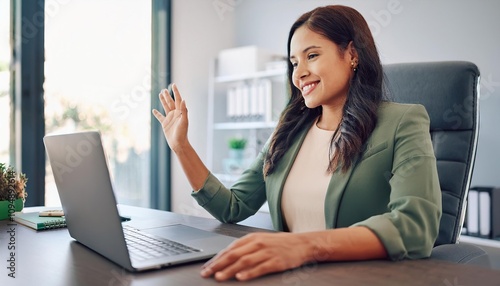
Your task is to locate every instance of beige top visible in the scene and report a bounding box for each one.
[281,119,335,233]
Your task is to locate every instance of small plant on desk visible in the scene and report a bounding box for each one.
[0,163,28,219]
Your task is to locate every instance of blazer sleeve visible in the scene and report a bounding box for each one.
[352,104,442,260]
[191,142,269,223]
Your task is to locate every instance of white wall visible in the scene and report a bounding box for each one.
[170,0,234,216]
[232,0,500,187]
[171,0,500,216]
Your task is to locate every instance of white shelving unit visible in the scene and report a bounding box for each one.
[206,58,288,187]
[460,235,500,248]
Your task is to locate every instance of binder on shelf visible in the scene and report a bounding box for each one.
[465,186,500,240]
[227,87,236,118]
[235,85,244,118]
[249,84,259,117]
[225,80,274,122]
[241,84,250,117]
[479,191,491,238]
[466,189,479,236]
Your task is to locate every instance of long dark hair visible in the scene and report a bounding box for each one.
[263,5,384,176]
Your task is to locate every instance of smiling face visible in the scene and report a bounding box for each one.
[290,26,355,110]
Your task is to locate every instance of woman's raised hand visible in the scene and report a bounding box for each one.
[152,83,189,153]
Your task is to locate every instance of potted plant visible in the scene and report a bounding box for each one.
[223,137,248,175]
[228,136,247,150]
[228,136,247,161]
[0,163,27,220]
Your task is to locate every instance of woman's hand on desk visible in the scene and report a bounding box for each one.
[200,232,314,282]
[200,227,387,281]
[152,83,189,153]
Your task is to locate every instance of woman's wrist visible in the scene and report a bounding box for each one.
[171,139,191,155]
[296,232,332,264]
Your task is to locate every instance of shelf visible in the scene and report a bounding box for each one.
[460,235,500,248]
[214,121,277,130]
[215,68,287,83]
[213,172,239,185]
[207,55,287,183]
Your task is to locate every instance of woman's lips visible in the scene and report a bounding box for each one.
[301,81,319,96]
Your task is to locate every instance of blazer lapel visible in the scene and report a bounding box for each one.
[265,124,311,231]
[324,154,361,228]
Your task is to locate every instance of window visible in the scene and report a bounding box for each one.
[0,0,11,165]
[44,1,152,207]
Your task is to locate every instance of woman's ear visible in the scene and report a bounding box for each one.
[347,41,359,64]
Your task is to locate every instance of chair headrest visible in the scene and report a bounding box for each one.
[384,61,480,131]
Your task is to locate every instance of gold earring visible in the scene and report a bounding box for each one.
[351,62,357,72]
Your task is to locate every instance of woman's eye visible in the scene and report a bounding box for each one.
[291,62,298,68]
[308,53,318,60]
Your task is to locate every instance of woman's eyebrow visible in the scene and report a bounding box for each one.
[289,45,321,60]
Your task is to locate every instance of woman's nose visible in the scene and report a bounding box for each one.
[293,63,309,82]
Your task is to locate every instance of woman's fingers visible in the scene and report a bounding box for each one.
[158,89,169,113]
[180,98,187,115]
[212,250,270,281]
[156,83,185,117]
[201,234,270,280]
[160,88,174,113]
[202,235,255,271]
[153,84,187,130]
[234,257,287,281]
[204,247,292,282]
[152,109,164,122]
[171,83,183,110]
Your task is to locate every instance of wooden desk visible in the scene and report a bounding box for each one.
[1,205,499,285]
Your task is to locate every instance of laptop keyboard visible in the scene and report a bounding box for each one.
[123,226,201,261]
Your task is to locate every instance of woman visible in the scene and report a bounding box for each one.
[152,5,441,282]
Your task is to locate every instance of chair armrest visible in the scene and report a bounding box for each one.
[431,243,491,268]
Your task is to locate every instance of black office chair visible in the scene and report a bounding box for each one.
[384,61,490,266]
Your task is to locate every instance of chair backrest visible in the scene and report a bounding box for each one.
[384,61,480,246]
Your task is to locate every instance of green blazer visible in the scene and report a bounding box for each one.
[193,102,442,260]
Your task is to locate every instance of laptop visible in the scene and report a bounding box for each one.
[44,130,237,272]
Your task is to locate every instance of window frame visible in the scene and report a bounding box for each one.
[10,0,172,209]
[11,0,46,207]
[150,0,172,210]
